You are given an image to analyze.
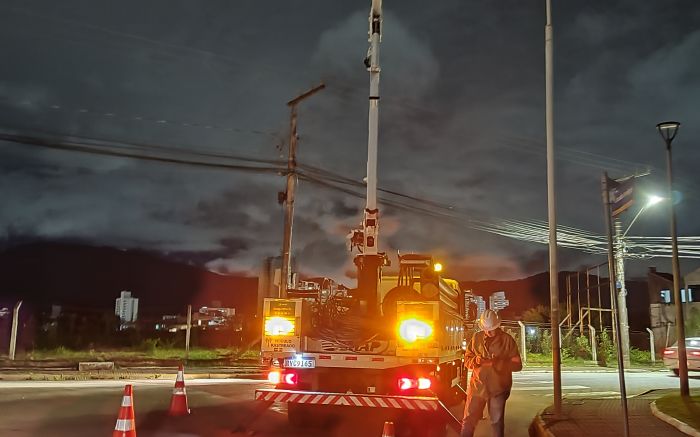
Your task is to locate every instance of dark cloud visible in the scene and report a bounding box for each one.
[1,0,699,282]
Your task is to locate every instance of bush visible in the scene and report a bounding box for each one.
[139,338,160,354]
[528,329,553,354]
[629,347,652,365]
[686,307,700,337]
[598,329,615,365]
[568,335,592,360]
[560,347,572,362]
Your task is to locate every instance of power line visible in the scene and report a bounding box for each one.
[3,128,699,260]
[297,165,700,260]
[0,131,285,173]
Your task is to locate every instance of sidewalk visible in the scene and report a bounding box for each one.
[530,391,692,437]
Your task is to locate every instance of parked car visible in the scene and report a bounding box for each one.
[663,337,700,375]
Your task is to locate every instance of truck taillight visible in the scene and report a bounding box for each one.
[268,370,281,384]
[264,316,295,336]
[691,351,700,357]
[267,370,298,386]
[418,377,431,390]
[663,349,675,356]
[397,377,431,391]
[284,372,298,385]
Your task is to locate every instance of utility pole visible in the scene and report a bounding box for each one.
[280,83,325,298]
[602,173,630,437]
[614,220,632,366]
[185,304,192,360]
[597,265,603,330]
[9,300,22,360]
[544,0,562,417]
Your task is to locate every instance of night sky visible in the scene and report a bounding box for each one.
[1,0,699,283]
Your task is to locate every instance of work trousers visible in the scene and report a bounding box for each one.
[460,391,510,437]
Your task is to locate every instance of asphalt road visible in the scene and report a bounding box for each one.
[0,370,697,437]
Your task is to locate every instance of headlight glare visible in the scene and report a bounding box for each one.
[398,318,433,343]
[265,316,295,336]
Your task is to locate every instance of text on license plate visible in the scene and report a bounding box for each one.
[284,358,316,368]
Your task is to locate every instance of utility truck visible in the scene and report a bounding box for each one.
[254,1,473,434]
[257,255,472,434]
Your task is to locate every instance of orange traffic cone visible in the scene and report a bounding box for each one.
[381,421,395,437]
[113,384,136,437]
[168,364,190,416]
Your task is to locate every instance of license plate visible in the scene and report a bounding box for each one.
[284,358,316,369]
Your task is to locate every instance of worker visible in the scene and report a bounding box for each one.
[460,309,522,437]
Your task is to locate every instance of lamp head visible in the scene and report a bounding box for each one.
[656,121,680,143]
[646,195,664,207]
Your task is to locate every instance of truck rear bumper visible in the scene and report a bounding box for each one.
[255,388,441,411]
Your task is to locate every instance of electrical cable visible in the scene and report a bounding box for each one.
[0,131,285,173]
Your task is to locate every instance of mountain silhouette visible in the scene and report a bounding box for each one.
[0,242,258,317]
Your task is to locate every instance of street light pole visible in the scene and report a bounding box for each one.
[657,121,689,397]
[544,0,562,416]
[280,83,326,298]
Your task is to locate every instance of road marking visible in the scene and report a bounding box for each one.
[269,405,287,415]
[561,391,620,399]
[512,385,589,391]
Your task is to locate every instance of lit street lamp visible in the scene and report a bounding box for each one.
[615,194,665,366]
[656,120,689,397]
[622,195,664,238]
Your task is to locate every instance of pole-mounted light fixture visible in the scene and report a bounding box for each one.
[622,194,665,238]
[657,121,680,144]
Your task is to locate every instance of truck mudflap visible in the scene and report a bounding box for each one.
[255,388,440,411]
[255,389,463,432]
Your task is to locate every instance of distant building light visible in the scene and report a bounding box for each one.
[660,288,694,303]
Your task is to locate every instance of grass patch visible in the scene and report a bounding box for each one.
[525,350,664,370]
[22,346,257,362]
[655,392,700,431]
[525,353,595,367]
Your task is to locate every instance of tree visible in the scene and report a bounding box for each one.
[686,307,700,337]
[521,305,549,323]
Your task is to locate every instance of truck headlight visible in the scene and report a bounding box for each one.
[398,318,433,343]
[264,316,295,336]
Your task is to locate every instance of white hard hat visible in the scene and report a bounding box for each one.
[479,309,501,331]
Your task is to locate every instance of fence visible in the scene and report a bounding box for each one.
[500,321,658,366]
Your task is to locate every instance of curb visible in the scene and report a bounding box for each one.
[522,367,664,373]
[650,401,700,437]
[0,372,266,382]
[528,409,556,437]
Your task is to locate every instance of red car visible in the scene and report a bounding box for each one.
[663,337,700,375]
